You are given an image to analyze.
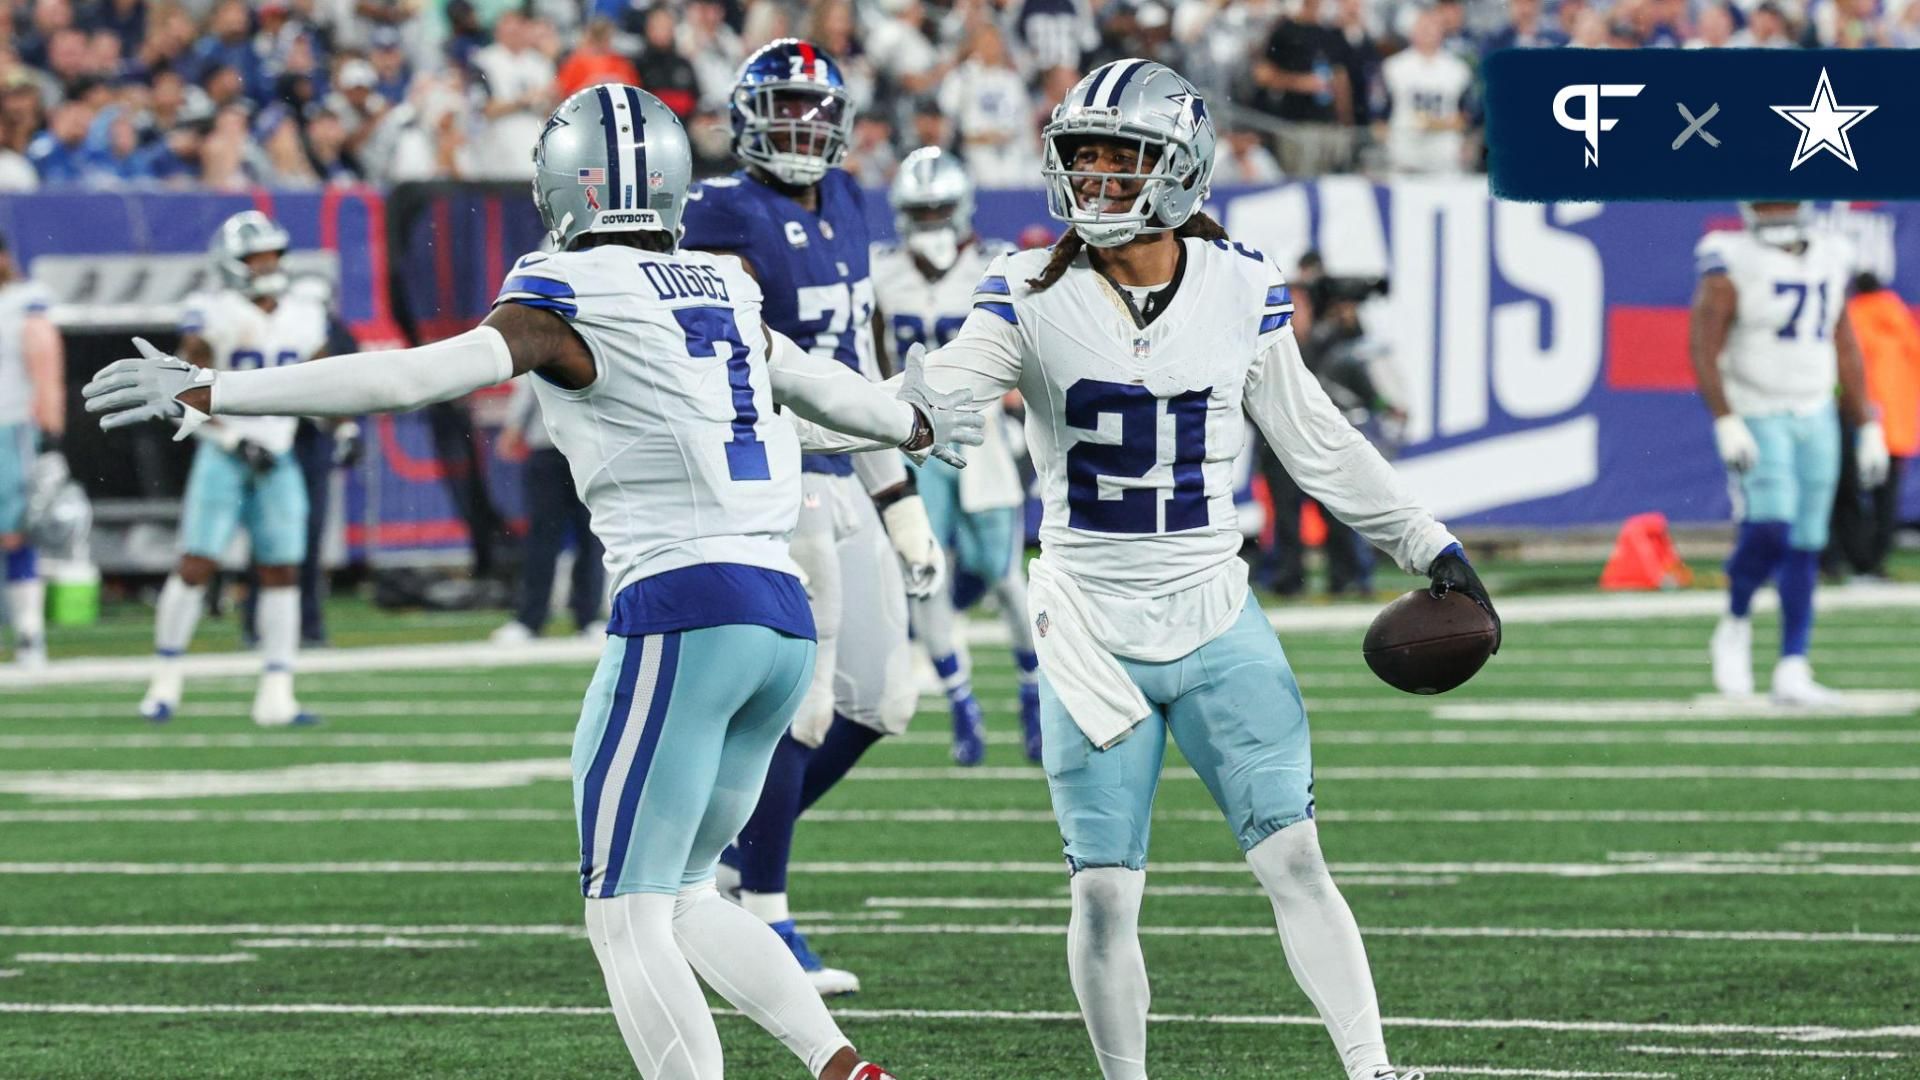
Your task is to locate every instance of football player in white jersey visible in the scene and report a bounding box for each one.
[915,60,1486,1080]
[0,231,63,669]
[872,147,1043,765]
[1691,202,1886,705]
[136,211,330,726]
[85,85,980,1080]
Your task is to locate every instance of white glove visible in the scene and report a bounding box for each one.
[880,494,945,599]
[83,338,216,439]
[897,343,984,468]
[1857,421,1891,488]
[1713,413,1759,473]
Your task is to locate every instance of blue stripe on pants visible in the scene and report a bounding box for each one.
[577,634,648,895]
[597,632,682,896]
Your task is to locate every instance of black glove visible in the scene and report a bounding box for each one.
[1427,543,1500,653]
[236,438,278,476]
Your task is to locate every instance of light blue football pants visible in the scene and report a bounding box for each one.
[180,442,309,565]
[915,456,1019,585]
[574,625,816,898]
[1735,403,1841,549]
[0,423,35,535]
[1038,592,1315,872]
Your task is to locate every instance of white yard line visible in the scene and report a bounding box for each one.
[1435,693,1920,722]
[12,952,256,964]
[0,733,573,750]
[3,585,1914,690]
[836,766,1920,782]
[4,858,1918,878]
[1420,1060,1674,1068]
[0,701,574,720]
[1783,841,1920,854]
[798,922,1920,945]
[3,807,1913,827]
[0,1001,1912,1043]
[0,759,572,801]
[1621,1045,1900,1060]
[0,924,585,937]
[233,938,478,950]
[0,970,17,978]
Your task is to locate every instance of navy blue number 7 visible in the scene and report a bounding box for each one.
[1773,280,1830,342]
[1064,379,1210,533]
[674,306,770,481]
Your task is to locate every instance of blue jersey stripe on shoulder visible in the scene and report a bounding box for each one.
[1265,285,1290,306]
[501,275,576,300]
[1259,311,1292,334]
[502,296,579,320]
[975,275,1011,296]
[975,300,1018,325]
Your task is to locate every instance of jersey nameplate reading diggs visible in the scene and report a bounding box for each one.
[491,244,808,598]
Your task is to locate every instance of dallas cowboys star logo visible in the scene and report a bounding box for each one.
[1770,67,1876,171]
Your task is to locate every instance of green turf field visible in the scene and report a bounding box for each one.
[2,592,1917,1079]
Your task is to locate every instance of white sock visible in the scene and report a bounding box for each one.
[1068,867,1150,1080]
[154,574,206,656]
[673,881,852,1076]
[1246,821,1390,1080]
[585,892,725,1080]
[740,890,790,924]
[6,578,44,650]
[257,586,300,672]
[911,591,959,667]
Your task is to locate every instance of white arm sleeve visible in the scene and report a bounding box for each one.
[211,326,515,418]
[767,329,915,452]
[1245,328,1457,575]
[922,307,1024,402]
[851,442,910,495]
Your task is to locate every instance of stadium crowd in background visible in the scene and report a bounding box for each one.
[6,0,1918,194]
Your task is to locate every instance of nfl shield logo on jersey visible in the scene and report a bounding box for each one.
[819,219,836,240]
[1035,611,1050,638]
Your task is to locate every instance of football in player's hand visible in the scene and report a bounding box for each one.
[1362,588,1498,695]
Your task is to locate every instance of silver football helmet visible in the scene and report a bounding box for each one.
[1041,59,1216,249]
[1741,201,1812,249]
[210,211,290,299]
[890,147,974,272]
[533,84,693,251]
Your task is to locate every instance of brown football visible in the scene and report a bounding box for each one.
[1362,588,1498,695]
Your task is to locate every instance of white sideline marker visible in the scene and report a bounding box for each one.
[798,922,1920,946]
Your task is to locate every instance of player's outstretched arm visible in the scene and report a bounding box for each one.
[80,305,592,437]
[1688,270,1760,473]
[1244,327,1458,578]
[766,330,984,466]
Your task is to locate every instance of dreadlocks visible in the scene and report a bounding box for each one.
[1025,211,1231,293]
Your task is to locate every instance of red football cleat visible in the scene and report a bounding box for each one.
[848,1064,896,1080]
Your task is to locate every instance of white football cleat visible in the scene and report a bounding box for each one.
[14,642,47,671]
[1771,655,1842,708]
[1369,1070,1425,1080]
[252,670,320,727]
[140,667,184,723]
[490,620,535,645]
[1709,615,1753,696]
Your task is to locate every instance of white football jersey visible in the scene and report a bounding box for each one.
[1694,229,1854,416]
[921,237,1455,661]
[0,277,53,427]
[871,238,1024,510]
[181,288,330,453]
[1381,47,1471,175]
[493,245,804,596]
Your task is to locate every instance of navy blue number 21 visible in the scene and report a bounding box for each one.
[674,306,769,481]
[1064,379,1210,533]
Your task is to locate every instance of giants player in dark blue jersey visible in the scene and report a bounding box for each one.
[683,39,945,996]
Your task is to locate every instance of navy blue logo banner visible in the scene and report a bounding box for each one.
[1486,49,1917,201]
